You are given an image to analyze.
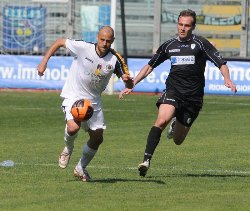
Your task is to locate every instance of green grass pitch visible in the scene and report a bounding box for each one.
[0,90,250,210]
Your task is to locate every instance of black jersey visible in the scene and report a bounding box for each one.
[148,34,226,99]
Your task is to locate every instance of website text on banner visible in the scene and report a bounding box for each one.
[0,55,249,95]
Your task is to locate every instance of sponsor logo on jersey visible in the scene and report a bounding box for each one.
[191,44,196,49]
[214,51,222,59]
[165,98,176,102]
[169,49,180,53]
[85,57,94,63]
[171,55,195,65]
[178,44,189,48]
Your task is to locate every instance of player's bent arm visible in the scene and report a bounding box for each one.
[37,38,66,76]
[220,64,237,93]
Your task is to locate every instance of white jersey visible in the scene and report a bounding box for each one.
[60,39,129,109]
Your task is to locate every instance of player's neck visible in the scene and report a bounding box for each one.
[178,34,193,42]
[95,45,109,57]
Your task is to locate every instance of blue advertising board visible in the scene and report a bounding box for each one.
[0,55,249,95]
[2,6,46,52]
[114,58,250,95]
[0,55,72,90]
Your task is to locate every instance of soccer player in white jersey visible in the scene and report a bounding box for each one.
[119,9,237,177]
[37,26,133,182]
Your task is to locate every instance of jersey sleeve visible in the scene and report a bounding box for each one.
[148,42,169,68]
[65,39,77,56]
[110,49,130,78]
[65,39,88,57]
[199,36,227,68]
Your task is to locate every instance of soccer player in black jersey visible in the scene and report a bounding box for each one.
[119,9,237,177]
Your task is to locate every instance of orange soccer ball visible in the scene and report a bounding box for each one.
[71,99,94,122]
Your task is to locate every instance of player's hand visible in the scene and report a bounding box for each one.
[37,63,47,76]
[119,88,133,99]
[224,79,237,93]
[122,74,134,89]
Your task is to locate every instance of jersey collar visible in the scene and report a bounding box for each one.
[176,34,195,42]
[95,43,110,58]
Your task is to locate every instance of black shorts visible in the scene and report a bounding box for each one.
[156,89,203,127]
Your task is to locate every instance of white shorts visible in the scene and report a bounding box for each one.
[61,98,106,131]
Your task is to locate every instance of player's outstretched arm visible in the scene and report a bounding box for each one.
[37,38,66,76]
[220,64,237,93]
[119,64,154,99]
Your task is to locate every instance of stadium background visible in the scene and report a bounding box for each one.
[0,0,249,95]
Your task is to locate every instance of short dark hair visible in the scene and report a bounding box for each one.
[178,9,196,26]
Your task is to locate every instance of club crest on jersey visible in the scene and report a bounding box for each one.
[101,64,113,74]
[191,44,196,49]
[95,64,102,75]
[106,64,113,71]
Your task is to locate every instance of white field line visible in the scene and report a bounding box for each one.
[206,101,250,106]
[3,100,250,111]
[14,162,250,175]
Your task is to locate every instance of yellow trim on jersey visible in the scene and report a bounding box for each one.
[110,48,130,76]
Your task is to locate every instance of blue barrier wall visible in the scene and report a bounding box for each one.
[0,55,249,95]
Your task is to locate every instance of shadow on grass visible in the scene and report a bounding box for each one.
[149,173,250,178]
[69,173,249,184]
[182,173,250,178]
[71,177,166,184]
[92,178,165,184]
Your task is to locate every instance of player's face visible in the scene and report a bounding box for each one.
[96,30,114,57]
[177,16,195,41]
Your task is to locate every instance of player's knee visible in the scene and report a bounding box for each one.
[155,119,167,129]
[88,129,104,147]
[173,136,185,145]
[173,139,184,145]
[97,137,103,145]
[66,124,80,136]
[88,135,103,150]
[91,134,103,145]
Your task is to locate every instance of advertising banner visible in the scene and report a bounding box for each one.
[0,55,72,90]
[2,6,46,53]
[0,55,249,95]
[162,11,241,25]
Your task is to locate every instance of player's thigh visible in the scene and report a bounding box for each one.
[61,98,81,134]
[154,104,175,129]
[81,109,106,131]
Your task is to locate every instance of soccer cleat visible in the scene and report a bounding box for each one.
[138,160,150,177]
[167,117,176,139]
[58,147,72,169]
[74,167,91,182]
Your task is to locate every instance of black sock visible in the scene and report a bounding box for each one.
[143,126,162,161]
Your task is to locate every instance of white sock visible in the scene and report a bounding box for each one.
[64,126,78,153]
[78,144,97,169]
